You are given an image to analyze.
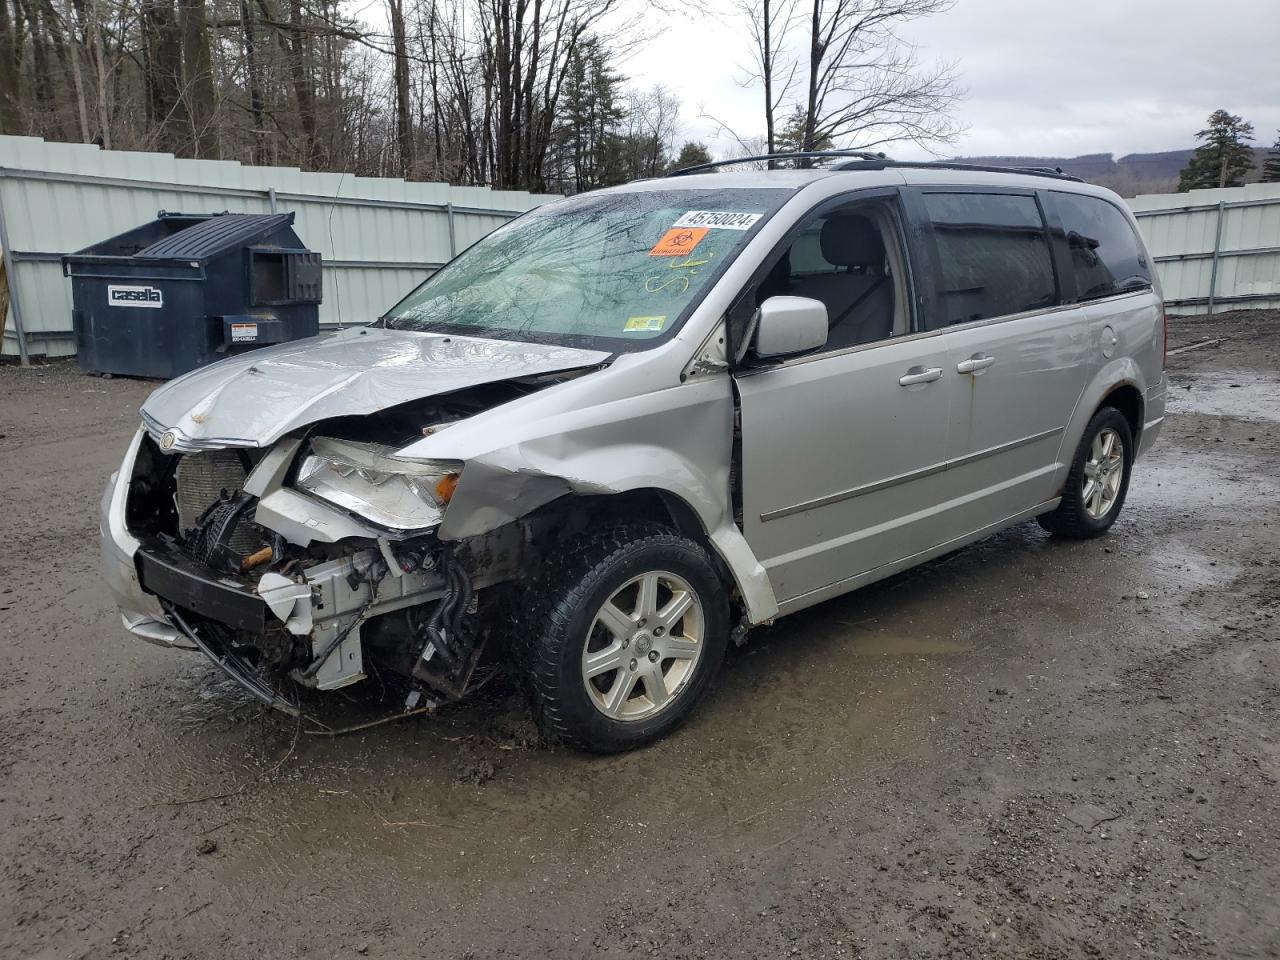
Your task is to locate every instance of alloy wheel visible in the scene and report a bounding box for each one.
[1083,426,1125,519]
[581,571,705,722]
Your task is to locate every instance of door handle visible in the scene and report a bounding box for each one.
[956,353,996,374]
[899,365,943,386]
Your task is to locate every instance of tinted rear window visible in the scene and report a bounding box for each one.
[1052,192,1153,302]
[922,193,1056,328]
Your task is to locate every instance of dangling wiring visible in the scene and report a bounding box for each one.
[298,559,389,680]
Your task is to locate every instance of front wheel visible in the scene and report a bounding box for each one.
[526,524,729,753]
[1038,407,1133,539]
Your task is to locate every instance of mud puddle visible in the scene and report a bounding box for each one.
[1167,369,1280,421]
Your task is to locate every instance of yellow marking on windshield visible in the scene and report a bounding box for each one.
[644,251,716,295]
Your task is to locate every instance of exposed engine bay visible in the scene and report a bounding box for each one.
[124,379,588,718]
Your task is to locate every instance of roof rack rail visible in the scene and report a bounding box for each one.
[831,158,1083,182]
[665,150,1085,183]
[667,150,891,176]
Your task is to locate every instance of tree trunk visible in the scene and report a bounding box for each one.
[763,0,775,156]
[178,0,216,158]
[87,0,110,147]
[239,0,264,163]
[803,0,821,152]
[37,0,79,140]
[387,0,412,178]
[286,0,319,168]
[64,7,92,142]
[0,0,25,134]
[20,0,54,130]
[141,0,188,153]
[426,16,444,178]
[490,0,516,188]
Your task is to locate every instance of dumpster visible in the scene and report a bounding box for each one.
[63,211,322,379]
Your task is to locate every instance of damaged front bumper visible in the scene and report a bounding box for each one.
[136,538,448,690]
[100,428,453,693]
[101,430,193,650]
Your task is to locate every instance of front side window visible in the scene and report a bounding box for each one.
[382,188,792,351]
[744,198,908,355]
[922,192,1057,329]
[1052,192,1153,302]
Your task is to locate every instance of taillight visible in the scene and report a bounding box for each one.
[1161,310,1168,370]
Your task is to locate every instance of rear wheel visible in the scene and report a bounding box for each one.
[526,524,729,753]
[1038,407,1133,539]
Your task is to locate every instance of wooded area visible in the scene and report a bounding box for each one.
[0,0,963,192]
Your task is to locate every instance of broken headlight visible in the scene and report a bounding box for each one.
[295,437,462,532]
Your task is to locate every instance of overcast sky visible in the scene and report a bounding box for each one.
[622,0,1280,161]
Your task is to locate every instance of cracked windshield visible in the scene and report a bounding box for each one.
[384,189,791,348]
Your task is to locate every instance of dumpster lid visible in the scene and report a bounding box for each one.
[135,213,296,261]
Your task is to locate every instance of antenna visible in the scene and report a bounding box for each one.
[327,170,349,329]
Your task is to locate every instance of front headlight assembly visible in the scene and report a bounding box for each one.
[295,437,462,532]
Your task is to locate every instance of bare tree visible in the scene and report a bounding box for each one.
[722,0,962,157]
[2,0,669,191]
[796,0,962,152]
[178,0,216,157]
[738,0,798,156]
[0,0,25,133]
[386,0,412,177]
[479,0,631,190]
[238,0,265,161]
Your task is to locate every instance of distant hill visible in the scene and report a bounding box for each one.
[954,148,1271,197]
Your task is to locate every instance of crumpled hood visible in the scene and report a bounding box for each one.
[142,327,610,446]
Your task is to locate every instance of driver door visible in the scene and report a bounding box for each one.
[735,194,956,612]
[736,339,953,611]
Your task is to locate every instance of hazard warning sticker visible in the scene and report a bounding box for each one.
[650,227,709,256]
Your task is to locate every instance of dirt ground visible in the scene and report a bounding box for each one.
[2,311,1278,960]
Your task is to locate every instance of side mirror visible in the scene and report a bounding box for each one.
[753,296,828,358]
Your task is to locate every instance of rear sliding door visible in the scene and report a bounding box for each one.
[902,188,1094,533]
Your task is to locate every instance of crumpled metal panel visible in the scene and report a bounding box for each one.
[140,327,609,447]
[399,352,782,624]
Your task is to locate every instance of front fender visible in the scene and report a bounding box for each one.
[427,377,780,623]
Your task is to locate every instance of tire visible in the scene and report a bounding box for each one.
[1038,406,1134,539]
[525,523,730,753]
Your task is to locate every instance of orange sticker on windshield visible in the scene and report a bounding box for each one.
[650,227,709,257]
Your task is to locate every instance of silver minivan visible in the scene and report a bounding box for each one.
[101,154,1167,751]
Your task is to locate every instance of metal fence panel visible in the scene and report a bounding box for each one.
[1128,182,1280,315]
[0,136,557,360]
[7,136,1279,362]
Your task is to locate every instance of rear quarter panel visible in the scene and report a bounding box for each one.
[1051,288,1165,492]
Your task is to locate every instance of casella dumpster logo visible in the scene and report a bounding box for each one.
[107,284,164,309]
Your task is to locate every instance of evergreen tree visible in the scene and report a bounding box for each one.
[1263,132,1280,183]
[670,141,713,172]
[1178,109,1256,191]
[550,37,626,193]
[776,106,834,154]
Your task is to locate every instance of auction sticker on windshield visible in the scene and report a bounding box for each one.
[672,211,763,231]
